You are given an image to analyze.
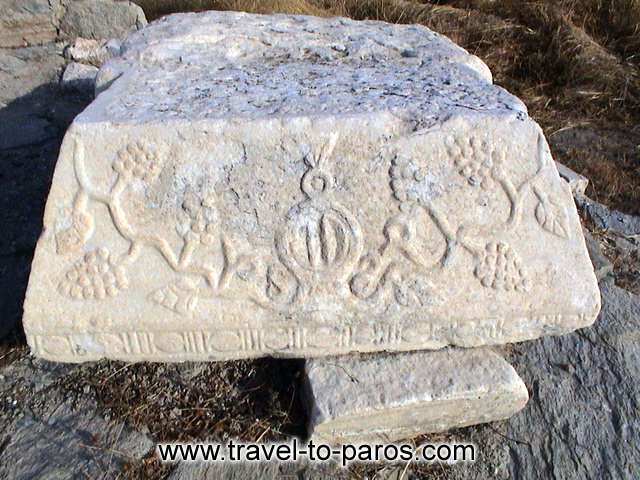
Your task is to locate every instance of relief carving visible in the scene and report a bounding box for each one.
[151,278,199,316]
[533,186,571,238]
[276,133,363,301]
[59,247,128,300]
[474,242,530,292]
[59,139,248,309]
[351,129,557,300]
[55,192,94,254]
[59,135,357,313]
[350,211,437,305]
[446,135,503,191]
[27,310,597,359]
[57,128,564,313]
[112,141,164,182]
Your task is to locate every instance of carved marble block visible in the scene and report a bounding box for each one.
[23,11,600,362]
[304,348,529,443]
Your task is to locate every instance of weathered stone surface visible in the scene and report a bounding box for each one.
[64,38,122,67]
[504,278,640,480]
[168,461,301,480]
[0,0,145,48]
[578,194,640,237]
[60,62,99,94]
[0,44,65,150]
[0,0,60,48]
[23,12,600,362]
[0,355,154,480]
[304,348,529,443]
[59,0,147,41]
[583,229,613,281]
[555,161,588,196]
[0,406,153,480]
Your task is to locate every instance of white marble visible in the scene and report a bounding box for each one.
[23,11,600,362]
[305,348,529,443]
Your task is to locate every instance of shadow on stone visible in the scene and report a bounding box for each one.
[0,81,93,340]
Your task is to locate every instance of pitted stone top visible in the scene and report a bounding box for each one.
[89,11,522,123]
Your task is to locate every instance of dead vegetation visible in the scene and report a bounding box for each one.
[60,358,307,443]
[135,0,640,214]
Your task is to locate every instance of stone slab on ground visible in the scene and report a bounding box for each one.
[304,348,529,444]
[2,275,637,479]
[23,11,600,362]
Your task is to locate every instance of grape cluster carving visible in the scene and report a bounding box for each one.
[182,192,218,246]
[389,154,429,210]
[113,141,163,182]
[445,136,504,190]
[474,242,530,292]
[59,248,128,300]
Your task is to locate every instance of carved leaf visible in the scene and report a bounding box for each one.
[391,273,434,308]
[151,278,199,316]
[56,211,94,254]
[535,193,571,239]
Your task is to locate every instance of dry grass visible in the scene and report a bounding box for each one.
[134,0,640,214]
[133,0,335,16]
[59,358,307,443]
[0,330,27,369]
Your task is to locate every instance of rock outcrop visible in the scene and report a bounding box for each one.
[0,0,146,48]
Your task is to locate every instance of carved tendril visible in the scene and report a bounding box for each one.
[360,129,553,303]
[70,138,233,293]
